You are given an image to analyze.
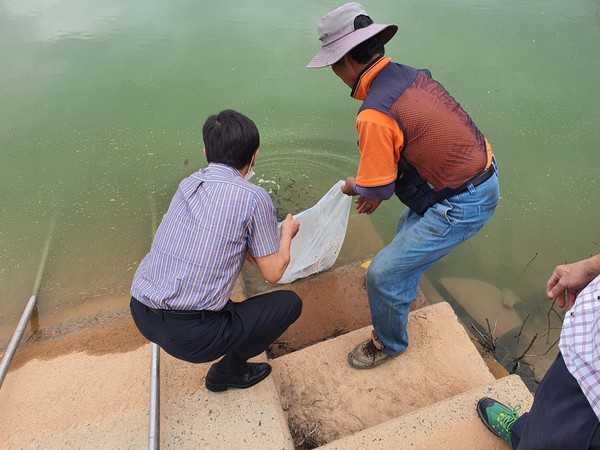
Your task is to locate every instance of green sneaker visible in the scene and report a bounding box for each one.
[477,397,521,446]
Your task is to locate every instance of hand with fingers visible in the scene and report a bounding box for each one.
[355,196,382,215]
[341,177,357,196]
[280,213,300,239]
[546,254,600,308]
[341,176,382,214]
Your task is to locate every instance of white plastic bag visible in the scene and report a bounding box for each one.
[277,180,351,284]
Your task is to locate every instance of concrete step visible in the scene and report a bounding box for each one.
[158,351,293,449]
[319,374,533,449]
[0,319,293,449]
[270,302,497,447]
[237,260,427,358]
[1,267,527,450]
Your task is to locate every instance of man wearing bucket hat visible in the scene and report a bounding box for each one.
[308,3,500,369]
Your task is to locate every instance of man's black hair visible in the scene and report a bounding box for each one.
[349,15,385,64]
[202,109,259,169]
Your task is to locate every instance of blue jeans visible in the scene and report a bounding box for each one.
[366,169,499,355]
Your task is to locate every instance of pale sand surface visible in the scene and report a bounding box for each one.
[0,314,147,448]
[0,314,292,449]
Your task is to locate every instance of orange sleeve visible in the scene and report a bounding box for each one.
[484,138,493,170]
[355,109,404,187]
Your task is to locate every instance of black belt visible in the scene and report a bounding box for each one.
[144,304,220,320]
[460,163,495,192]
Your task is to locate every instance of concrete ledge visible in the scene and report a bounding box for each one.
[319,374,534,449]
[245,261,427,357]
[271,302,496,446]
[0,321,293,449]
[158,351,293,449]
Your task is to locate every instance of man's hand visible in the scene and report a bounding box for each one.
[280,213,300,240]
[341,177,357,196]
[355,196,381,215]
[254,213,299,284]
[341,177,382,214]
[546,255,600,309]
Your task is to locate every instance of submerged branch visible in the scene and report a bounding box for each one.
[471,322,495,354]
[546,299,564,344]
[516,252,539,283]
[514,313,530,351]
[525,336,560,358]
[512,333,538,372]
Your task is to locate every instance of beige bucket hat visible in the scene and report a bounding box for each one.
[307,2,397,68]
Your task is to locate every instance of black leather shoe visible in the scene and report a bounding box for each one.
[205,362,272,392]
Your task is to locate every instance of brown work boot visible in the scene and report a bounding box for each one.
[347,330,398,369]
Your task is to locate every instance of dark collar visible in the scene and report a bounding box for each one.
[350,54,385,98]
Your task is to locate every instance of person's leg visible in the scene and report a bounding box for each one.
[591,424,600,450]
[130,297,235,363]
[213,290,302,373]
[515,353,600,449]
[478,353,600,450]
[205,290,302,392]
[509,413,528,448]
[131,292,302,392]
[364,173,499,357]
[131,290,301,365]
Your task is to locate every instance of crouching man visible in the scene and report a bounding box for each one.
[130,109,302,392]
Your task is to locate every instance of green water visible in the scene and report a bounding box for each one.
[1,0,599,373]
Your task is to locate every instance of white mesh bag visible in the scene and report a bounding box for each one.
[277,180,351,284]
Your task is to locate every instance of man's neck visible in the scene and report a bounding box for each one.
[350,54,387,99]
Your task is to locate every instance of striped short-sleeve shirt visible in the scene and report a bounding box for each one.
[131,163,280,311]
[560,275,600,420]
